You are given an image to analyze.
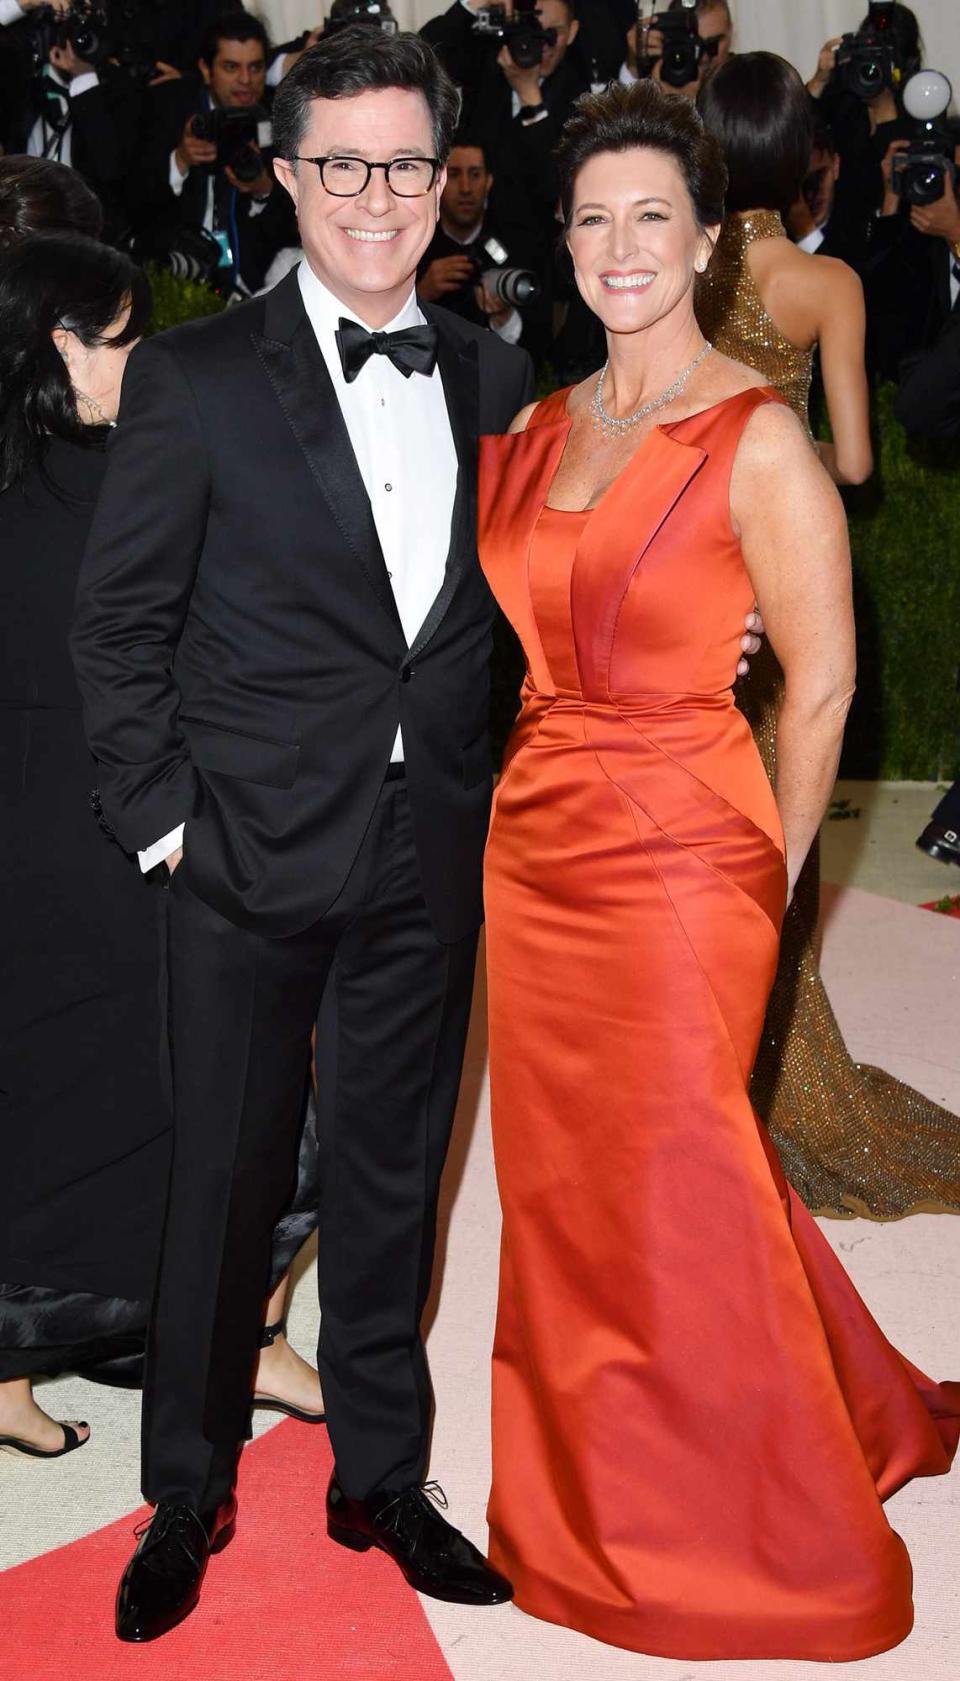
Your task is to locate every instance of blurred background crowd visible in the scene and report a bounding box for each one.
[0,0,956,412]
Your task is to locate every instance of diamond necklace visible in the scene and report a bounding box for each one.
[589,341,713,438]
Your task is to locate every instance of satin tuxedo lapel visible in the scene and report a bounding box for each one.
[252,272,405,643]
[408,304,479,662]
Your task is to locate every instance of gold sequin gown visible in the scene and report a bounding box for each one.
[696,209,960,1220]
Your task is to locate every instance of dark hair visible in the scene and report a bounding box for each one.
[272,28,461,165]
[557,79,727,231]
[858,3,922,77]
[0,234,151,492]
[198,8,269,69]
[0,156,103,252]
[696,52,812,214]
[449,131,491,167]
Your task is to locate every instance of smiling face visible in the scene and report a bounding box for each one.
[274,86,444,328]
[566,147,717,337]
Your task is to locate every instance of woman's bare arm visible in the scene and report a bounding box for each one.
[731,402,856,900]
[814,258,873,486]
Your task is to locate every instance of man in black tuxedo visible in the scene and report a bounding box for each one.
[72,27,531,1643]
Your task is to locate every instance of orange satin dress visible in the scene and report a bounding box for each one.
[477,385,960,1662]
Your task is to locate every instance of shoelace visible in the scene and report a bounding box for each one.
[132,1507,204,1578]
[375,1480,449,1540]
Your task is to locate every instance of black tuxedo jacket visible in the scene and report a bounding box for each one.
[71,272,533,942]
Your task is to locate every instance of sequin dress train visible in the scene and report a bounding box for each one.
[696,210,960,1220]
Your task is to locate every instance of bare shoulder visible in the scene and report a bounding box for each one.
[732,401,844,535]
[702,350,770,396]
[789,247,864,324]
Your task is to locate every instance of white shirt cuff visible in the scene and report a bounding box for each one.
[618,62,639,86]
[796,225,826,255]
[69,71,100,97]
[138,824,185,874]
[169,147,188,195]
[0,1,25,25]
[492,307,523,345]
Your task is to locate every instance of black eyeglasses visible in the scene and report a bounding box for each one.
[295,155,440,197]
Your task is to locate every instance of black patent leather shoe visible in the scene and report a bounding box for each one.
[327,1476,513,1606]
[115,1496,237,1643]
[917,822,960,866]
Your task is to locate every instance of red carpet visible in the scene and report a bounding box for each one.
[0,1422,453,1681]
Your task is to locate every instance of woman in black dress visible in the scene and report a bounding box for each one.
[0,231,322,1458]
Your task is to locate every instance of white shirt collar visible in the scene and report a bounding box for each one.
[439,218,483,247]
[297,259,422,350]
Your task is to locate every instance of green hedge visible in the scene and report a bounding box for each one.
[144,265,227,336]
[839,385,959,781]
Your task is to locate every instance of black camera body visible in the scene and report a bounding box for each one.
[473,1,557,73]
[30,0,160,80]
[646,1,702,91]
[835,2,904,102]
[469,234,541,308]
[31,1,110,68]
[891,137,957,205]
[324,1,398,37]
[191,104,272,183]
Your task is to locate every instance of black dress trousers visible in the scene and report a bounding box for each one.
[142,775,478,1511]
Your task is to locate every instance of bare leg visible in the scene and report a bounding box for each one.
[253,1272,324,1417]
[0,1377,90,1454]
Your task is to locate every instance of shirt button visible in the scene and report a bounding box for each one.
[385,483,393,492]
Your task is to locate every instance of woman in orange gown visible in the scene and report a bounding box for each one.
[478,81,959,1662]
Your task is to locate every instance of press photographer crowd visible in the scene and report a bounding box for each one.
[0,0,956,398]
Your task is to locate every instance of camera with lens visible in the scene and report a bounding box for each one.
[890,69,957,206]
[642,0,707,91]
[324,0,398,36]
[835,1,903,103]
[469,235,541,309]
[190,105,272,184]
[473,0,557,73]
[30,1,110,68]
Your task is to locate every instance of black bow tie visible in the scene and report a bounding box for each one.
[336,317,439,384]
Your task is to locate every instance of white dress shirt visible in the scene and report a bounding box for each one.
[25,63,99,166]
[138,261,458,871]
[796,225,827,256]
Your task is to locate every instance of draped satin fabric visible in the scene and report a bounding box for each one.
[477,386,960,1661]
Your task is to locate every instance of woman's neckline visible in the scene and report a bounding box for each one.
[542,384,776,514]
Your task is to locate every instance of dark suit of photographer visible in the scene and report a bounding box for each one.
[131,18,296,292]
[862,140,960,383]
[417,137,551,363]
[421,0,587,239]
[0,0,139,231]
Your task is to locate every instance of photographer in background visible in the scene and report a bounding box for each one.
[416,132,550,359]
[0,0,142,231]
[622,0,732,99]
[807,3,921,262]
[421,0,587,236]
[131,7,296,294]
[862,79,960,383]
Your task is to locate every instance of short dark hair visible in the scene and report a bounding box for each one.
[0,233,151,493]
[272,28,461,165]
[449,132,491,168]
[697,52,813,214]
[0,156,102,251]
[198,8,269,69]
[557,79,727,231]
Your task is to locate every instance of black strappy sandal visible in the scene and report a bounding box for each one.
[251,1320,326,1425]
[0,1421,90,1459]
